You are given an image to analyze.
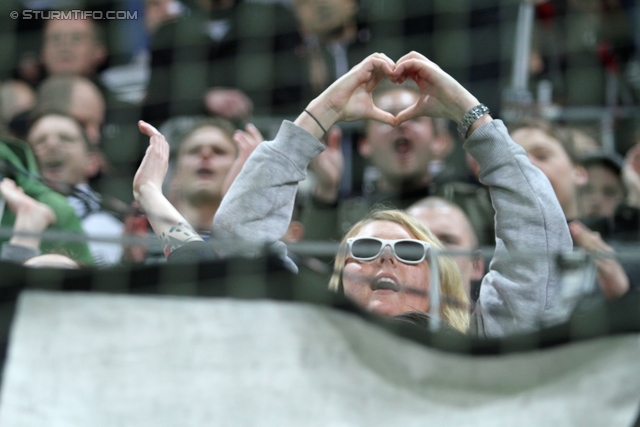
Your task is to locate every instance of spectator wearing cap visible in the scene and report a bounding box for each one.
[581,151,626,222]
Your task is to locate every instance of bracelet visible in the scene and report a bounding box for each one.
[304,109,327,135]
[457,104,491,138]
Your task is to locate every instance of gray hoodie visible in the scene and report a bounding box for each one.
[213,120,572,337]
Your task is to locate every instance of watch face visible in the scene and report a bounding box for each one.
[466,105,489,123]
[459,104,490,137]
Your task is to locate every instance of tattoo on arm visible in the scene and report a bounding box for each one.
[161,221,204,257]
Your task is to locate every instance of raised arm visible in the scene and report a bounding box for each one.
[134,121,204,258]
[212,53,397,268]
[392,52,572,336]
[466,121,572,335]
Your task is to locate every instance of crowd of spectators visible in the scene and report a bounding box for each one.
[0,0,638,331]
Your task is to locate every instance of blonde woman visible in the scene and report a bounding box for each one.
[328,209,470,333]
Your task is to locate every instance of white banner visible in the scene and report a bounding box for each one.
[1,291,639,426]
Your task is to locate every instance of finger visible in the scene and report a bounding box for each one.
[569,224,602,252]
[394,104,423,126]
[365,66,389,93]
[391,61,410,80]
[395,53,430,75]
[361,57,395,87]
[367,52,395,66]
[372,53,396,73]
[363,57,398,92]
[361,55,396,80]
[233,131,251,152]
[393,73,408,84]
[368,108,398,127]
[245,123,264,145]
[149,130,170,158]
[371,53,396,72]
[396,51,423,65]
[233,131,260,160]
[392,59,426,79]
[569,221,612,253]
[138,120,161,137]
[0,178,19,194]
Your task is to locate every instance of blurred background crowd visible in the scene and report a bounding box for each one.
[0,0,637,297]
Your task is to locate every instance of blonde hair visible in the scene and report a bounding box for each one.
[328,210,470,333]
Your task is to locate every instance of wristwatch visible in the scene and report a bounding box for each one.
[458,104,491,138]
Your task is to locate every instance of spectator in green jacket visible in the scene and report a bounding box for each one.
[0,137,92,264]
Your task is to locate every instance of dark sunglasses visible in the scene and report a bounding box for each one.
[346,237,431,264]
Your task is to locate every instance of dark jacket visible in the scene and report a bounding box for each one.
[142,1,305,126]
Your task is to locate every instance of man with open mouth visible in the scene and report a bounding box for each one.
[298,79,496,248]
[26,112,123,265]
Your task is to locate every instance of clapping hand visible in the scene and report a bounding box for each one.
[134,120,170,201]
[222,123,265,197]
[569,221,629,300]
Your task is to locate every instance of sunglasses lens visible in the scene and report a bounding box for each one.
[394,241,425,262]
[351,238,383,260]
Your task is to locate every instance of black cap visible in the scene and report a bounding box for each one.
[581,151,624,175]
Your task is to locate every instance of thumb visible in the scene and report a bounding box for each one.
[245,123,264,143]
[568,220,590,245]
[569,221,612,253]
[394,104,422,127]
[368,107,397,127]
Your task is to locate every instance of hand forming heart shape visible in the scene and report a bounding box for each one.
[340,51,480,127]
[304,51,481,139]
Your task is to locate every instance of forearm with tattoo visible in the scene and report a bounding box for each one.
[160,221,204,257]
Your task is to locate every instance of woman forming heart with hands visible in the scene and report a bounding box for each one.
[294,51,491,139]
[136,52,572,336]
